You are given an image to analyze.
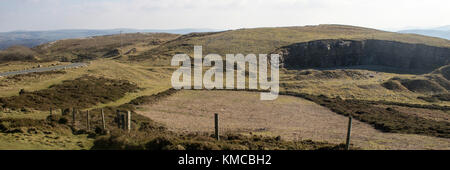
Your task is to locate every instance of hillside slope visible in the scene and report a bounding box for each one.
[33,33,180,62]
[0,46,41,63]
[133,25,450,64]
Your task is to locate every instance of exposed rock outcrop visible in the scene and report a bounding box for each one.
[276,39,450,71]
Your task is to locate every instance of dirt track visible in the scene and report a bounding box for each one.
[137,90,450,150]
[0,62,86,77]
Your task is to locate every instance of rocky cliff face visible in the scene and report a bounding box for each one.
[276,39,450,71]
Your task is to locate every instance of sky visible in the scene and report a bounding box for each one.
[0,0,449,32]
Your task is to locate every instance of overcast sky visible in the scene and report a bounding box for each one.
[0,0,449,32]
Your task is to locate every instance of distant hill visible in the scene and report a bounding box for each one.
[434,25,450,31]
[398,25,450,40]
[0,28,217,50]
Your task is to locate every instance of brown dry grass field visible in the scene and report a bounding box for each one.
[137,90,450,150]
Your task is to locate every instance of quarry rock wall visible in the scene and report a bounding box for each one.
[277,39,450,70]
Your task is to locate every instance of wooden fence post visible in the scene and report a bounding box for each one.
[116,110,121,129]
[127,111,131,133]
[123,112,127,130]
[345,116,353,150]
[86,110,90,131]
[121,114,126,130]
[214,113,219,141]
[72,109,76,127]
[101,109,106,130]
